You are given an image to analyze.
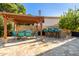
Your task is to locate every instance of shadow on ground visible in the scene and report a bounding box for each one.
[37,37,79,56]
[0,37,47,49]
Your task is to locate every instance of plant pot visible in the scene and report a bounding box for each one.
[71,31,79,37]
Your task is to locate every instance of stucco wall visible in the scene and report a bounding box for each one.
[43,17,59,28]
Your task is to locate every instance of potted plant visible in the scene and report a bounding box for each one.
[59,9,79,37]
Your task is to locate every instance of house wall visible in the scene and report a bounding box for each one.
[43,17,60,28]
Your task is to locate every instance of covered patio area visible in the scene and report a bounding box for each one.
[0,12,44,43]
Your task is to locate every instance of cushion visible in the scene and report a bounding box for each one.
[17,32,24,37]
[24,32,32,37]
[11,31,17,36]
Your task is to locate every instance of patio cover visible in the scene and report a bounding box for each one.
[0,12,44,42]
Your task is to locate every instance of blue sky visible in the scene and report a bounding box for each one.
[22,3,79,16]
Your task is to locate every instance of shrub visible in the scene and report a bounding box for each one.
[7,21,13,35]
[0,16,4,37]
[0,16,13,37]
[59,9,79,31]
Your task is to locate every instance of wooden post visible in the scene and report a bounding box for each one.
[35,23,39,37]
[40,22,42,37]
[40,21,44,41]
[3,16,7,42]
[14,21,17,31]
[36,23,39,32]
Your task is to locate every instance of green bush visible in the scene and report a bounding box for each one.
[59,9,79,31]
[0,16,4,37]
[7,21,13,35]
[0,16,13,37]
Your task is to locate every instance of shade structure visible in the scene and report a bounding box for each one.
[0,12,44,24]
[0,12,44,42]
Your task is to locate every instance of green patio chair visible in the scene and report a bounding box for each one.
[43,28,48,32]
[54,28,61,32]
[24,30,32,37]
[47,27,54,37]
[43,28,49,36]
[17,31,25,40]
[11,31,17,36]
[11,31,17,40]
[24,32,32,37]
[47,27,61,37]
[50,27,61,38]
[48,27,55,32]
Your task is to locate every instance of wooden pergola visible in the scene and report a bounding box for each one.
[0,12,44,42]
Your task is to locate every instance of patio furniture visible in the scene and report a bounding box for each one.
[53,28,61,38]
[43,28,49,36]
[24,30,32,37]
[44,27,61,38]
[11,31,17,36]
[11,31,17,40]
[48,27,55,37]
[17,31,25,40]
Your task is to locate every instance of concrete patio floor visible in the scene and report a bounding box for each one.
[0,36,77,56]
[38,37,79,56]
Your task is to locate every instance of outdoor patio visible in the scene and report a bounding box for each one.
[37,37,79,56]
[0,36,76,56]
[0,3,79,57]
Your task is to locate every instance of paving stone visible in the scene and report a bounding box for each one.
[39,38,79,56]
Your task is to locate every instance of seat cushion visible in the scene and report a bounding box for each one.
[43,29,48,32]
[25,30,32,33]
[17,32,24,37]
[11,31,17,36]
[24,32,32,37]
[48,28,55,32]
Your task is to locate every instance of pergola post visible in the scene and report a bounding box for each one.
[40,22,42,36]
[40,21,43,41]
[14,21,17,31]
[34,23,39,37]
[36,23,39,32]
[3,16,7,42]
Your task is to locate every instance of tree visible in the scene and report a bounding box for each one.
[59,9,75,30]
[0,3,18,13]
[0,3,26,36]
[0,3,26,14]
[27,14,32,16]
[15,3,26,14]
[59,9,79,31]
[0,16,4,36]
